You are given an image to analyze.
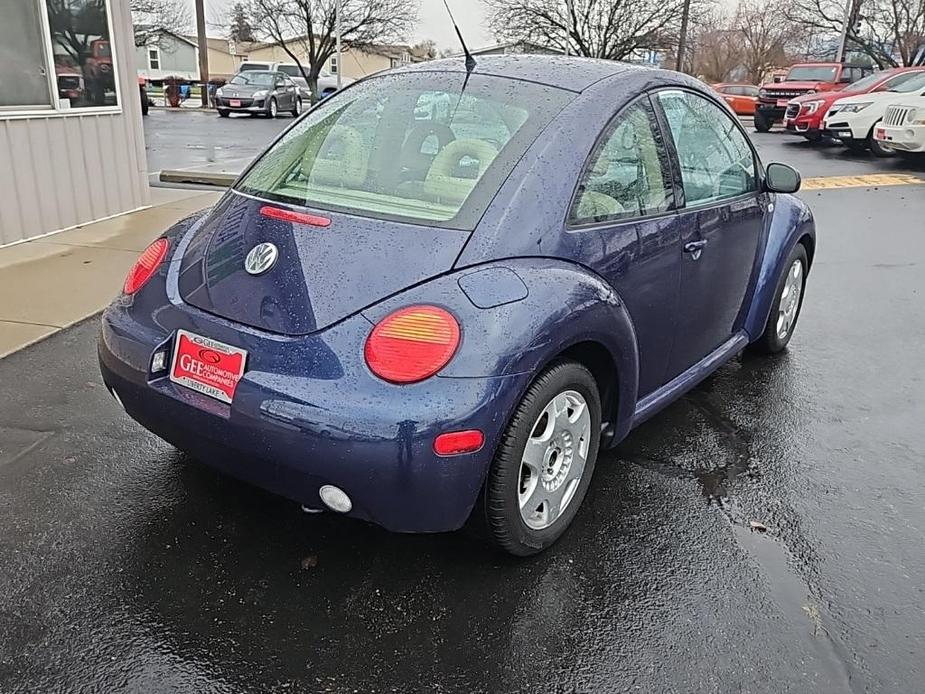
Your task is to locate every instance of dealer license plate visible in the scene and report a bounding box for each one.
[229,99,241,107]
[777,99,790,107]
[169,330,247,404]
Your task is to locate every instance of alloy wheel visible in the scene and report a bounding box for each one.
[518,390,592,530]
[776,258,804,340]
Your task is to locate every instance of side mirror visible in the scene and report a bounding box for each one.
[765,162,801,194]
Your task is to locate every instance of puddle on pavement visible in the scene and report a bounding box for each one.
[619,387,861,691]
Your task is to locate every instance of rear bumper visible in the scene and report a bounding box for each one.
[874,124,925,152]
[215,98,267,113]
[98,300,527,533]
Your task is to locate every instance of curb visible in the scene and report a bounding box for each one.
[159,169,237,186]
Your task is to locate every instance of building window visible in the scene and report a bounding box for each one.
[330,56,338,74]
[148,47,160,71]
[0,0,121,114]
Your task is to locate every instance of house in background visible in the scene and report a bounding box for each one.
[136,30,243,82]
[241,41,429,80]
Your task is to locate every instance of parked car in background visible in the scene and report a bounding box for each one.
[277,63,353,100]
[824,71,925,156]
[55,66,84,106]
[712,83,759,115]
[873,95,925,158]
[100,56,814,556]
[755,62,874,132]
[214,71,302,118]
[784,67,925,142]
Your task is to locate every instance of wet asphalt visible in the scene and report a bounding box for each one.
[2,127,925,693]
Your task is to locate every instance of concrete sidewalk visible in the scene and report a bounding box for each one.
[0,187,221,358]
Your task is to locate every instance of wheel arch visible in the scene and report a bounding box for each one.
[744,194,817,340]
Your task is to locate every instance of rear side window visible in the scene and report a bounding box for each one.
[569,100,673,225]
[656,90,757,207]
[236,73,572,230]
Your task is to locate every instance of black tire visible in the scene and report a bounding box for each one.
[217,109,230,118]
[291,97,302,117]
[844,139,867,153]
[751,243,809,354]
[754,112,772,133]
[267,97,278,118]
[473,360,602,556]
[868,124,895,158]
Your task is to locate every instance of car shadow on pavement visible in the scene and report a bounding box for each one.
[105,350,814,690]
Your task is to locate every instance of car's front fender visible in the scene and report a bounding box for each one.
[744,193,816,340]
[362,258,640,441]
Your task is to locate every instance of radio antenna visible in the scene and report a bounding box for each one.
[441,0,476,73]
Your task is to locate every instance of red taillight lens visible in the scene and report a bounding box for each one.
[123,238,169,295]
[364,306,460,383]
[434,430,485,456]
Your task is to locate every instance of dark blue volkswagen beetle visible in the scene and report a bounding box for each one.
[100,56,815,555]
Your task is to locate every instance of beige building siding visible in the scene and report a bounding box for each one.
[244,43,397,79]
[0,0,149,247]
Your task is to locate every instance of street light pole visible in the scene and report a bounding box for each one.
[675,0,692,72]
[195,0,209,108]
[336,0,343,90]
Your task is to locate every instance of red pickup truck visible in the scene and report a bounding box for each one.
[754,62,875,132]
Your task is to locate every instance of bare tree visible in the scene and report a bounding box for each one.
[483,0,689,60]
[131,0,191,46]
[736,0,804,82]
[788,0,925,66]
[243,0,417,102]
[229,2,258,43]
[686,8,746,81]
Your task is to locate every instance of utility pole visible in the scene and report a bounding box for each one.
[835,0,856,63]
[336,0,343,89]
[564,0,574,56]
[675,0,692,72]
[195,0,209,107]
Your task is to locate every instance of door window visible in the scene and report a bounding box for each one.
[569,100,673,225]
[656,90,757,207]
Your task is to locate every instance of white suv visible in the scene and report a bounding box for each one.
[874,99,925,157]
[824,71,925,156]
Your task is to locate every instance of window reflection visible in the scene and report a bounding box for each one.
[46,0,118,107]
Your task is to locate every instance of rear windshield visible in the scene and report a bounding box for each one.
[230,72,274,86]
[889,72,925,92]
[236,72,572,230]
[787,66,837,81]
[843,72,888,93]
[278,65,302,78]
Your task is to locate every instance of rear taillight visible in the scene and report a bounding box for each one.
[364,306,460,383]
[123,238,169,295]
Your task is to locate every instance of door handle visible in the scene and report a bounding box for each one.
[684,239,708,254]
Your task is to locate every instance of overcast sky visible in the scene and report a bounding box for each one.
[205,0,494,51]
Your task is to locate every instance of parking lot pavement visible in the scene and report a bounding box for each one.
[144,109,290,180]
[2,133,925,693]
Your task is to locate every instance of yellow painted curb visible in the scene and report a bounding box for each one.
[802,173,925,191]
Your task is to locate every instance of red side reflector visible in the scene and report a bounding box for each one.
[434,430,485,456]
[123,238,169,295]
[364,306,461,383]
[260,205,331,227]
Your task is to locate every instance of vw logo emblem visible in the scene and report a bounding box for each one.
[244,242,279,276]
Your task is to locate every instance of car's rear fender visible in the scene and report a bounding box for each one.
[362,258,640,443]
[743,193,816,340]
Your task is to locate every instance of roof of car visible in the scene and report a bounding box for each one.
[393,55,653,93]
